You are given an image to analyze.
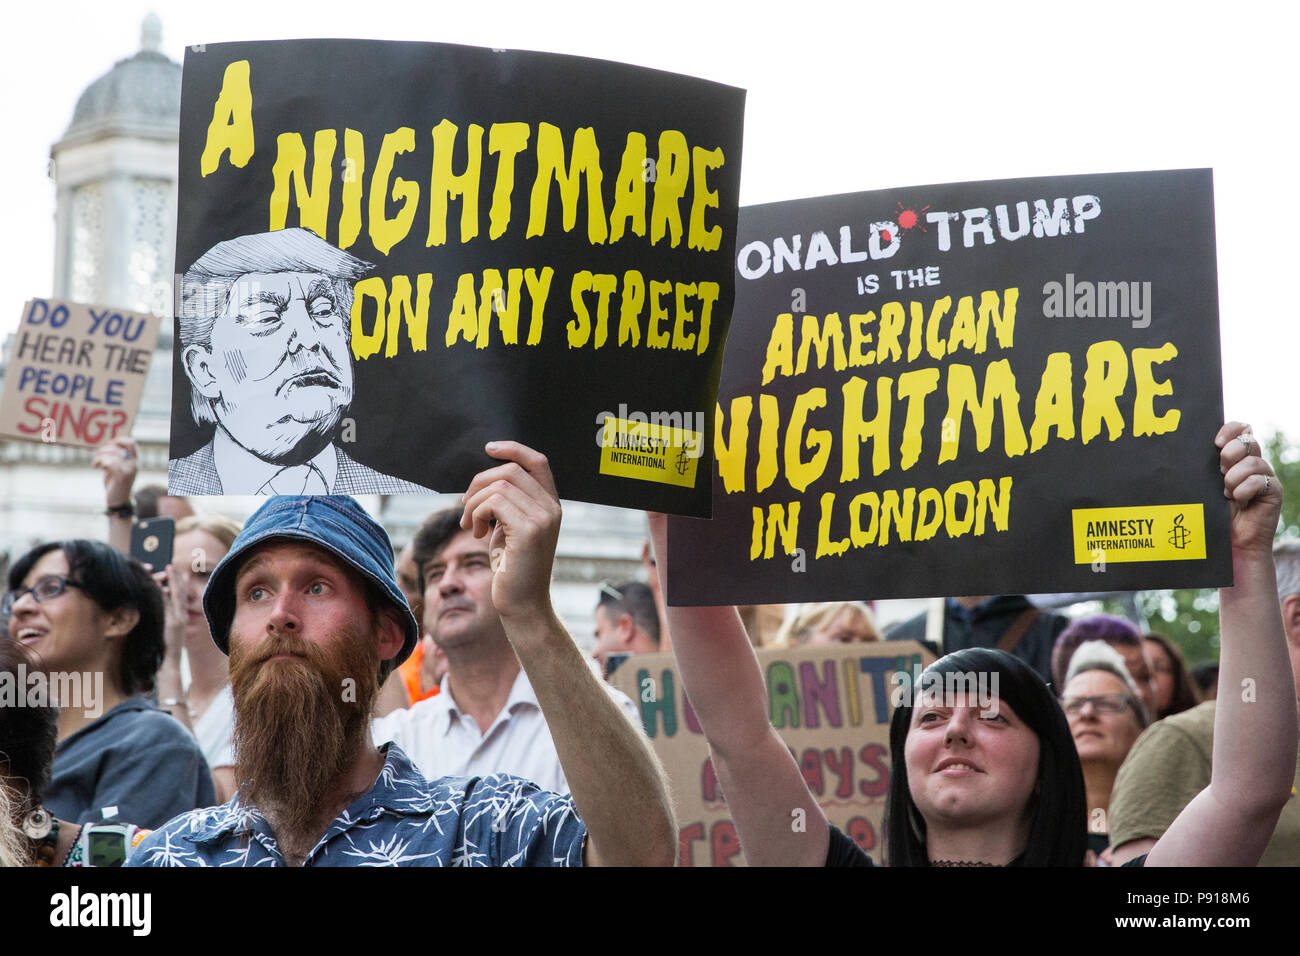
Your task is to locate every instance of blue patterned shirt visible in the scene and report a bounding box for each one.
[126,744,586,867]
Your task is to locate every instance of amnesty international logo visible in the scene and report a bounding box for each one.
[1169,513,1192,551]
[1071,504,1206,564]
[598,415,701,488]
[674,446,692,477]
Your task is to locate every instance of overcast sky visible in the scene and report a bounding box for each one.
[3,0,1295,440]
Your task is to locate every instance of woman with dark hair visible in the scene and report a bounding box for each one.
[1142,632,1201,719]
[883,646,1087,866]
[647,422,1295,866]
[6,539,215,830]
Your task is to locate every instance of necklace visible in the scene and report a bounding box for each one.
[930,858,1001,867]
[930,858,998,868]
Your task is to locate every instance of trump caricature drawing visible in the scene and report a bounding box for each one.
[170,229,431,495]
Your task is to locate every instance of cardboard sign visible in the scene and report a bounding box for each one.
[611,640,934,866]
[668,170,1230,604]
[0,298,159,448]
[169,40,743,510]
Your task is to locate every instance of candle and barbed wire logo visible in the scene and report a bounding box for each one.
[673,445,692,477]
[594,406,705,489]
[1168,513,1191,551]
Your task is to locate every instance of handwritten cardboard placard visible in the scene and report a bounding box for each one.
[0,298,159,448]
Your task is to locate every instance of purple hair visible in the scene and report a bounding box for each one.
[1050,613,1141,692]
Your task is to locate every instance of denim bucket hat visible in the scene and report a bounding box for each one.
[203,495,420,666]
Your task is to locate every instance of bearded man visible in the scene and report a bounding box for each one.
[130,443,675,866]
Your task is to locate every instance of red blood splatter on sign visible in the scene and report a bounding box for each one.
[880,229,893,243]
[896,202,930,233]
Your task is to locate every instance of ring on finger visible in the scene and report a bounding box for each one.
[1237,434,1254,449]
[1264,475,1272,493]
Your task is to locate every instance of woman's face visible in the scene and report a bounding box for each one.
[7,549,115,677]
[904,692,1041,831]
[1063,670,1144,767]
[173,529,230,644]
[809,608,879,645]
[1143,638,1175,715]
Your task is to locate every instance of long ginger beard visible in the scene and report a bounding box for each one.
[228,618,381,851]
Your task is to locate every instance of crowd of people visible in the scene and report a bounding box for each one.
[0,421,1296,867]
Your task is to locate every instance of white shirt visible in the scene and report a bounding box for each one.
[193,684,235,770]
[212,428,338,495]
[371,669,641,795]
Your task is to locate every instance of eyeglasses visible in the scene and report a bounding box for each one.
[599,581,624,601]
[2,575,83,616]
[1061,693,1135,717]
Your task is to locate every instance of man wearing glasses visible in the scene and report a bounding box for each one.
[372,508,641,794]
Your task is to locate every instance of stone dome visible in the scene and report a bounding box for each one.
[60,14,180,147]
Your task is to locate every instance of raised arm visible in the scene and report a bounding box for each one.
[1144,422,1296,866]
[460,442,675,867]
[153,563,196,736]
[93,436,138,554]
[647,513,829,866]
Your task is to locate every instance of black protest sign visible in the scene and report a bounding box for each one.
[169,40,742,509]
[667,169,1229,605]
